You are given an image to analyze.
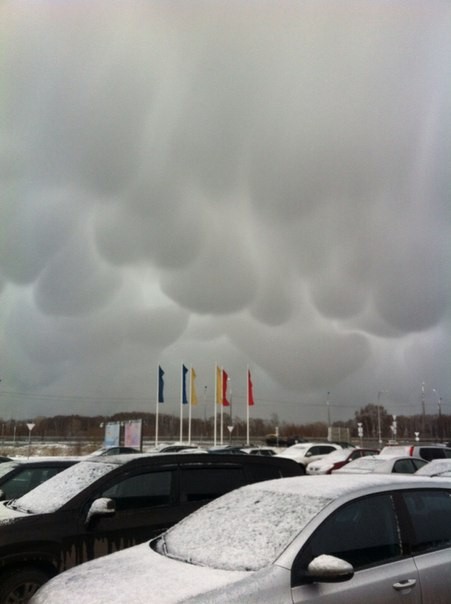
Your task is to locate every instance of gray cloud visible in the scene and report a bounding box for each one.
[1,0,450,424]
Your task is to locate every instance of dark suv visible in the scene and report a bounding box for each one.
[0,453,300,603]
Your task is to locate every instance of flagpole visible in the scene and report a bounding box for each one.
[155,365,160,447]
[155,366,159,447]
[214,363,218,447]
[180,363,184,443]
[246,367,250,446]
[188,366,192,445]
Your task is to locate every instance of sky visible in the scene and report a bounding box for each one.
[0,0,450,428]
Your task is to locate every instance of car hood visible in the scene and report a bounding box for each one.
[31,541,250,604]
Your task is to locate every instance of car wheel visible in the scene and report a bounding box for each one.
[298,464,306,475]
[0,568,51,604]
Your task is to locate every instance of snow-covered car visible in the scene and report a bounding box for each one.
[306,448,379,475]
[31,474,451,604]
[0,453,300,602]
[276,442,342,473]
[332,455,428,474]
[415,459,451,477]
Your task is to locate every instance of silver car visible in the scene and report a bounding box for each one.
[31,474,451,604]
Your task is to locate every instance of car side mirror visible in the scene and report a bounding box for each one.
[307,554,354,583]
[86,497,116,524]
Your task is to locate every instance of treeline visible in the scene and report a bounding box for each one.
[1,403,450,443]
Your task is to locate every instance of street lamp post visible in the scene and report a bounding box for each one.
[433,389,442,442]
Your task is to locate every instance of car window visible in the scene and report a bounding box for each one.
[308,447,321,456]
[319,446,336,455]
[2,467,65,499]
[179,467,245,503]
[101,470,173,510]
[403,490,451,554]
[392,459,416,474]
[419,448,445,461]
[293,494,401,584]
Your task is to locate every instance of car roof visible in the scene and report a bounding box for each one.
[9,457,80,465]
[248,473,451,500]
[76,451,300,468]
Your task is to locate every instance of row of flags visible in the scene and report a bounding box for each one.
[157,364,255,407]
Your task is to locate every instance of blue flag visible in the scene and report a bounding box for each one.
[158,366,165,403]
[182,364,189,405]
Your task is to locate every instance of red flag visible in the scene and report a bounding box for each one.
[247,369,254,406]
[222,369,230,406]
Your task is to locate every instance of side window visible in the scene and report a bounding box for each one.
[393,459,416,474]
[320,446,336,455]
[420,448,444,461]
[101,470,173,510]
[292,494,401,585]
[403,490,451,554]
[180,467,245,503]
[308,447,320,456]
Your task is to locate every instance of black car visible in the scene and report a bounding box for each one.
[0,453,301,603]
[0,458,77,501]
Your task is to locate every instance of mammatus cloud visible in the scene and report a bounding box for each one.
[0,0,450,425]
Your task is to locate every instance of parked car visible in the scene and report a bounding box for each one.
[240,447,277,456]
[415,459,451,477]
[31,474,451,604]
[277,442,343,473]
[333,454,428,474]
[380,444,451,461]
[306,448,380,475]
[0,452,301,602]
[0,458,78,501]
[88,446,142,456]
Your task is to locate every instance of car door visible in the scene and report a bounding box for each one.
[83,466,182,560]
[402,488,451,603]
[291,493,421,603]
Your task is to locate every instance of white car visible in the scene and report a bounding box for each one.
[306,448,379,475]
[31,474,451,604]
[277,442,342,473]
[333,455,428,474]
[415,459,451,477]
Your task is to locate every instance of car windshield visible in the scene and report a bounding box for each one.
[416,460,451,476]
[0,461,19,478]
[10,461,117,514]
[161,481,331,571]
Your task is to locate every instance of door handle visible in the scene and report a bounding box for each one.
[393,579,417,591]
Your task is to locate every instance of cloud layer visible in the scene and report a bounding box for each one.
[1,0,450,425]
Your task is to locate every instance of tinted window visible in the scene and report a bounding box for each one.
[180,467,245,502]
[403,490,451,554]
[102,470,173,509]
[419,448,445,461]
[294,494,401,583]
[393,459,417,473]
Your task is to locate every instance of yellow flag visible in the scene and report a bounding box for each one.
[190,368,198,405]
[215,365,222,405]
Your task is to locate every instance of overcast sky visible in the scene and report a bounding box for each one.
[1,0,450,429]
